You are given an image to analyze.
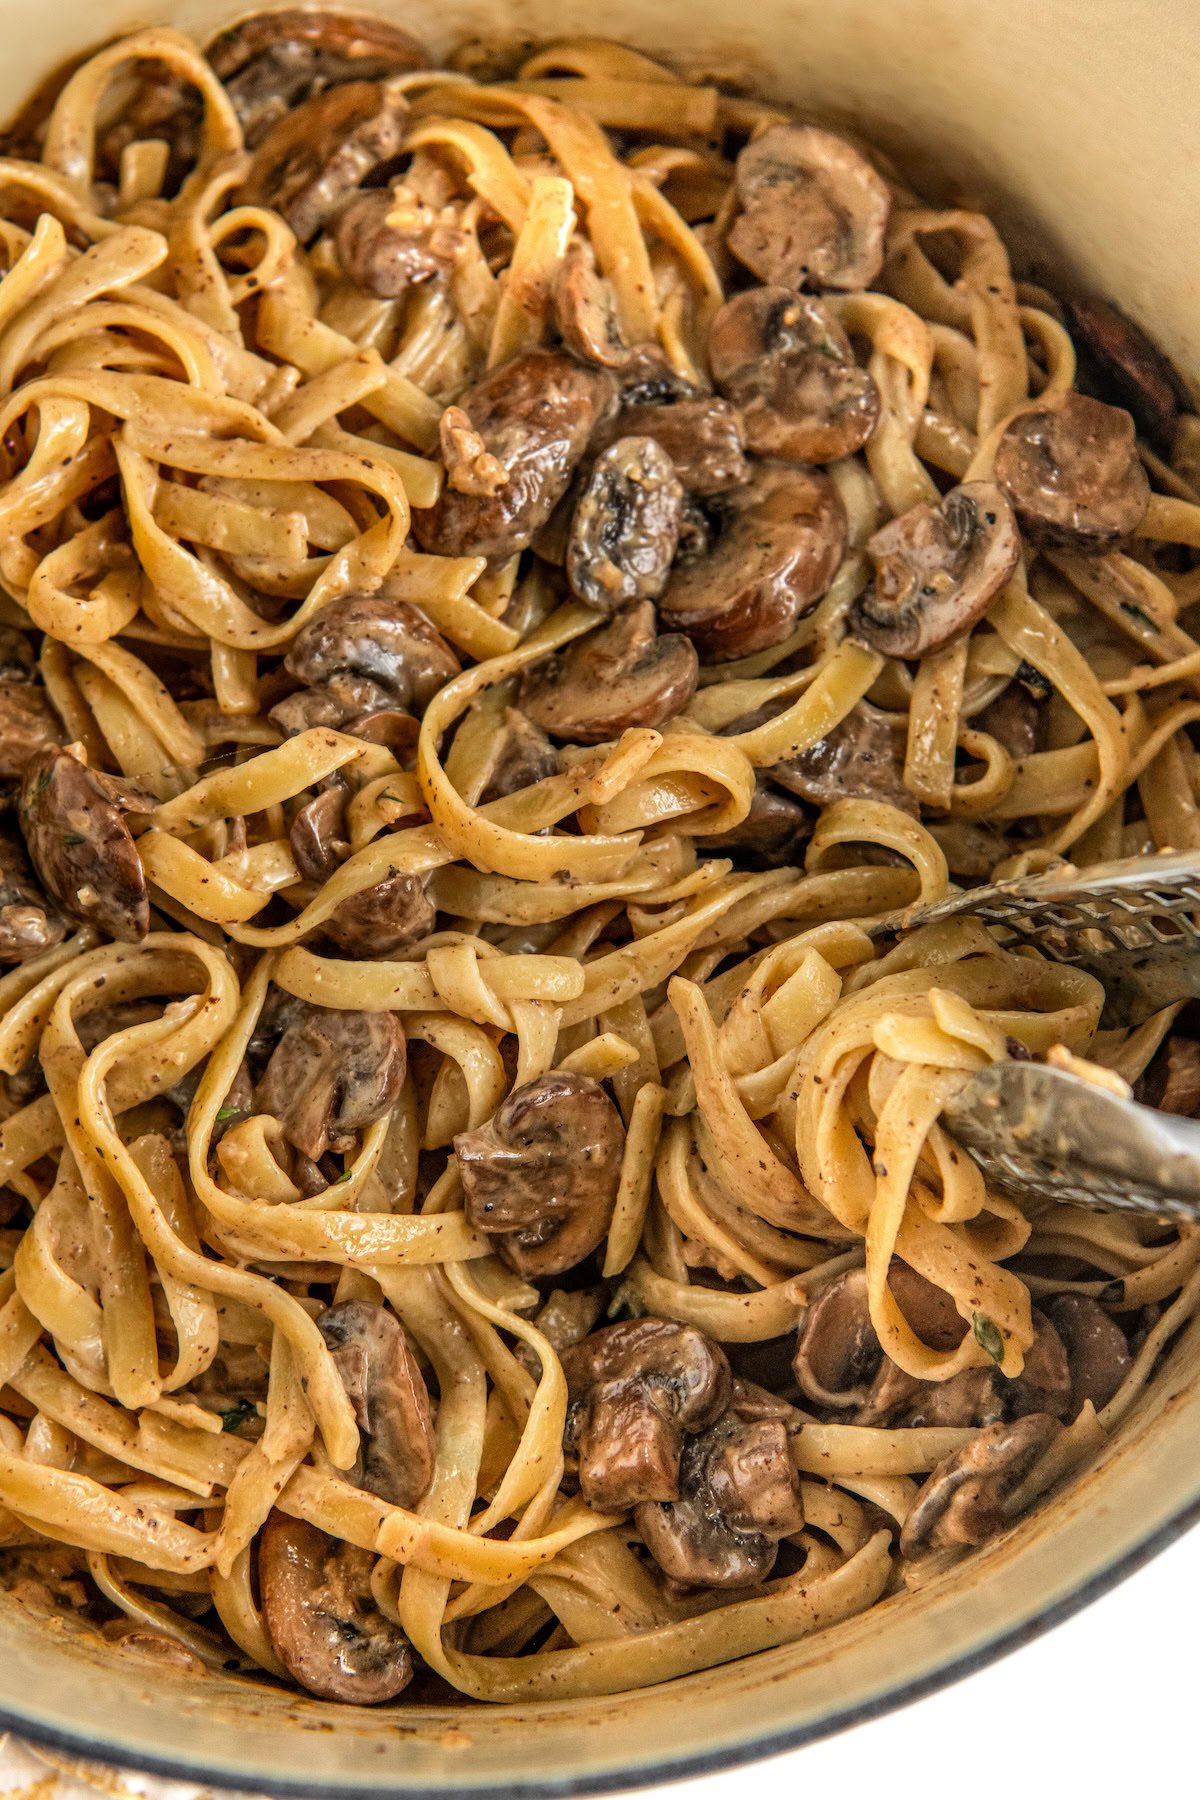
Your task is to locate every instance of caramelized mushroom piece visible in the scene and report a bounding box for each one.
[1044,1294,1132,1415]
[1003,1311,1071,1420]
[594,395,749,496]
[660,465,846,663]
[274,596,460,733]
[254,1002,406,1160]
[240,82,409,242]
[0,629,35,682]
[478,708,558,803]
[637,1397,805,1587]
[709,288,879,463]
[413,352,617,558]
[771,701,916,816]
[519,603,698,744]
[566,436,683,611]
[259,1513,413,1703]
[208,9,427,146]
[289,785,349,883]
[975,681,1041,761]
[319,1301,436,1507]
[323,871,436,957]
[554,238,629,368]
[0,681,60,779]
[993,392,1150,552]
[851,482,1020,659]
[793,1265,964,1409]
[899,1414,1063,1558]
[728,123,891,293]
[1063,294,1182,448]
[0,833,66,962]
[560,1318,731,1509]
[334,189,463,297]
[454,1071,625,1276]
[19,749,151,944]
[703,778,812,867]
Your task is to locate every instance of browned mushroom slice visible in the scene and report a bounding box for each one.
[269,688,350,737]
[413,352,617,559]
[1063,295,1182,448]
[318,1300,436,1507]
[660,465,846,664]
[334,189,463,299]
[0,832,66,963]
[703,778,812,868]
[728,123,891,293]
[208,9,428,145]
[771,701,917,817]
[0,682,62,780]
[560,1318,731,1509]
[793,1265,964,1409]
[454,1071,625,1277]
[636,1403,805,1588]
[1136,1033,1200,1118]
[709,288,879,463]
[519,603,698,745]
[323,871,436,957]
[1002,1311,1071,1420]
[993,392,1150,552]
[478,708,558,804]
[290,786,349,883]
[851,482,1020,659]
[254,1002,406,1160]
[554,238,630,369]
[1043,1295,1132,1416]
[277,596,461,728]
[566,437,683,612]
[594,395,749,496]
[899,1414,1064,1558]
[974,680,1042,760]
[19,749,151,945]
[258,1513,413,1703]
[0,628,35,682]
[240,82,409,242]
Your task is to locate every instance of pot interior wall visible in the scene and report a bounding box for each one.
[0,0,1197,1790]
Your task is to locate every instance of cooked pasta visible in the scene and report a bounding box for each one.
[0,8,1196,1708]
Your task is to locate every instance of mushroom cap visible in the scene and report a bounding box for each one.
[478,708,559,804]
[899,1413,1063,1558]
[323,871,436,958]
[772,700,917,816]
[240,80,409,241]
[0,831,66,963]
[281,594,461,721]
[0,681,61,779]
[454,1070,626,1277]
[852,481,1020,659]
[290,785,349,883]
[703,776,812,868]
[318,1300,436,1508]
[554,237,631,369]
[1063,294,1182,449]
[1044,1294,1132,1416]
[993,392,1150,552]
[593,395,749,496]
[254,1001,407,1161]
[728,123,891,293]
[258,1513,413,1703]
[793,1263,965,1408]
[709,287,879,463]
[519,602,698,746]
[566,436,684,611]
[208,9,427,144]
[1002,1310,1071,1421]
[660,464,847,663]
[414,352,617,559]
[334,190,462,298]
[19,748,151,945]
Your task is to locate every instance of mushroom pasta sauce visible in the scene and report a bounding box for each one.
[0,8,1195,1712]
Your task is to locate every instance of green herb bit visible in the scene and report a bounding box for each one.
[1120,601,1157,632]
[1099,1278,1126,1307]
[1015,659,1052,700]
[215,1106,242,1124]
[62,833,85,846]
[972,1311,1005,1364]
[219,1398,256,1433]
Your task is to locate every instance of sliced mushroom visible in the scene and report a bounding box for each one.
[19,749,151,944]
[478,708,558,804]
[899,1414,1063,1558]
[728,123,891,293]
[1002,1311,1071,1420]
[566,436,683,611]
[993,392,1150,552]
[0,832,65,962]
[703,778,812,868]
[258,1513,413,1703]
[974,681,1041,761]
[709,288,879,463]
[594,395,749,496]
[413,352,617,559]
[554,238,629,369]
[560,1317,731,1509]
[0,682,62,780]
[240,82,409,242]
[0,629,35,682]
[1063,294,1182,449]
[334,189,463,297]
[289,786,349,884]
[323,871,436,957]
[318,1300,436,1507]
[519,603,698,745]
[771,701,917,817]
[275,596,460,732]
[454,1071,625,1277]
[636,1400,805,1587]
[254,1002,406,1160]
[851,482,1020,659]
[1044,1294,1132,1416]
[793,1265,964,1410]
[269,688,351,737]
[208,9,428,146]
[660,465,846,663]
[1135,1033,1200,1118]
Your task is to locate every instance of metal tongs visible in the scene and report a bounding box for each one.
[869,851,1200,1223]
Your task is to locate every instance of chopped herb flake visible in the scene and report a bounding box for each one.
[1015,660,1052,700]
[972,1311,1005,1364]
[1120,601,1157,632]
[1099,1278,1126,1307]
[219,1399,256,1433]
[335,1168,354,1185]
[215,1106,241,1124]
[62,833,85,846]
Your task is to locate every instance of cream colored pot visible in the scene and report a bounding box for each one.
[0,1,1197,1791]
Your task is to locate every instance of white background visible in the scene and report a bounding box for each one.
[1,1522,1195,1800]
